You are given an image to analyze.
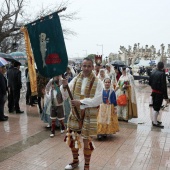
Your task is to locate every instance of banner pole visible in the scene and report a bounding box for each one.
[25,7,67,26]
[62,74,81,122]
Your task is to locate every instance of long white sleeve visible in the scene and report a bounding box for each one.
[80,79,103,108]
[60,77,103,108]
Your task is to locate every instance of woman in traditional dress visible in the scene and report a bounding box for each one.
[105,63,117,89]
[98,68,108,82]
[115,67,138,122]
[97,78,119,139]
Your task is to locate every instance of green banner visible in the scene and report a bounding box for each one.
[26,12,68,77]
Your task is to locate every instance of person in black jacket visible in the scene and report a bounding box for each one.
[7,62,15,112]
[0,66,8,121]
[12,62,24,114]
[149,62,169,128]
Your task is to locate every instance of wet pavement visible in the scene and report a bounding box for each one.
[0,81,170,170]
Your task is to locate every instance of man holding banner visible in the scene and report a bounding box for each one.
[62,57,103,170]
[21,9,102,170]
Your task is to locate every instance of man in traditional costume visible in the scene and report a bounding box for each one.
[61,57,103,170]
[149,62,169,128]
[49,78,65,137]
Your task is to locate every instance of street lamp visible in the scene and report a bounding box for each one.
[105,56,108,64]
[97,44,103,57]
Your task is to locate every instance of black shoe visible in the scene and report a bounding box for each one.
[4,115,8,119]
[152,121,162,125]
[0,117,8,121]
[123,120,128,122]
[149,104,153,107]
[30,104,35,107]
[152,123,164,128]
[16,110,24,114]
[157,121,162,124]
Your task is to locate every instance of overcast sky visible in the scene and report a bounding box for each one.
[17,0,170,58]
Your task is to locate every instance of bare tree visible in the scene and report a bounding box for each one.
[0,0,79,53]
[0,0,26,52]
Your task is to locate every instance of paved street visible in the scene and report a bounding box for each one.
[0,81,170,170]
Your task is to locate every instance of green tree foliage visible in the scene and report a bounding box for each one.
[87,54,96,60]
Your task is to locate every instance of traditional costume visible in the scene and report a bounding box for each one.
[50,81,65,137]
[41,78,58,126]
[105,64,117,89]
[149,62,168,128]
[97,88,119,135]
[61,72,103,170]
[116,68,138,121]
[98,69,109,82]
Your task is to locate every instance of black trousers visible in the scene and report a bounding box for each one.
[8,87,14,111]
[0,99,5,119]
[152,92,163,112]
[13,89,21,111]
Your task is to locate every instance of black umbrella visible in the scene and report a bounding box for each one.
[110,60,125,67]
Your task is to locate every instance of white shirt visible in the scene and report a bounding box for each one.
[61,75,103,109]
